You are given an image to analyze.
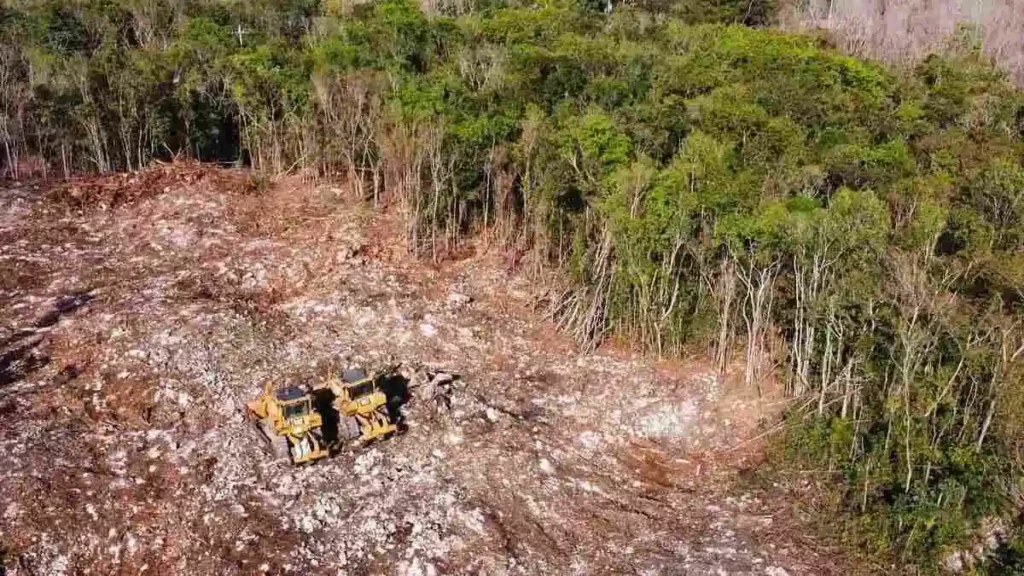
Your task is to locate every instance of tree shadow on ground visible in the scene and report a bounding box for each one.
[986,536,1024,575]
[0,290,93,388]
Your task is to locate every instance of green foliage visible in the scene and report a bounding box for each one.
[229,43,311,118]
[669,0,778,26]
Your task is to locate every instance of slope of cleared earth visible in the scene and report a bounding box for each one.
[0,165,844,575]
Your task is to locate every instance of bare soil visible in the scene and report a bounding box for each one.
[0,164,845,575]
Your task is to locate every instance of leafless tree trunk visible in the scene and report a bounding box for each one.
[976,323,1024,451]
[714,257,738,373]
[554,224,616,350]
[736,254,780,390]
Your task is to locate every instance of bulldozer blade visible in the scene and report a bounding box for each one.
[254,419,289,460]
[290,431,329,464]
[340,416,362,441]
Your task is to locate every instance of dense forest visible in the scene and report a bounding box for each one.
[1,0,1022,571]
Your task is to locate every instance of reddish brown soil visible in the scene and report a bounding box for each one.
[0,164,846,575]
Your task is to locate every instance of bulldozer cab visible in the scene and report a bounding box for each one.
[336,370,383,405]
[271,385,323,438]
[247,382,328,464]
[345,380,375,400]
[330,367,397,442]
[276,386,313,420]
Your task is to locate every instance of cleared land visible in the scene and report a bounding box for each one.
[1,165,842,575]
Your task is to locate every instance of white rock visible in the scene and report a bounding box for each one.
[300,515,316,533]
[635,399,698,438]
[447,292,471,307]
[538,458,555,475]
[578,430,602,450]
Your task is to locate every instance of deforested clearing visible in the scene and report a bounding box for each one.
[0,168,831,574]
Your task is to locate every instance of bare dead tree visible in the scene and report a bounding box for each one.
[313,72,384,195]
[975,319,1024,452]
[0,43,27,179]
[781,0,1024,83]
[713,255,738,374]
[553,224,616,350]
[735,250,781,391]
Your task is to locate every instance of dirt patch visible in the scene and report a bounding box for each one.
[0,165,847,575]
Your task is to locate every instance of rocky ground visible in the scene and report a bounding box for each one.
[0,164,845,575]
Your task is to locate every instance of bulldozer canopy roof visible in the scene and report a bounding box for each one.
[342,368,368,383]
[275,385,306,403]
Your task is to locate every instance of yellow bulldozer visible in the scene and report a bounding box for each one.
[246,382,329,464]
[246,366,398,465]
[327,368,398,443]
